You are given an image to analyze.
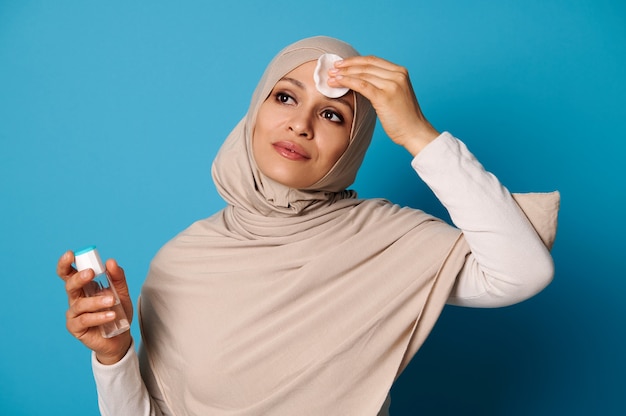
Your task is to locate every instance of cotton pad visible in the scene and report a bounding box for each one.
[313,53,349,98]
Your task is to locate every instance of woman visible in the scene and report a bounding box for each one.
[57,36,558,415]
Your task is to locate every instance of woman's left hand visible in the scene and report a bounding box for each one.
[328,56,439,156]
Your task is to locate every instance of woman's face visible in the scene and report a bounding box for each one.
[252,60,354,189]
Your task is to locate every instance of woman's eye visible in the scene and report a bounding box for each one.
[322,110,343,123]
[276,92,295,105]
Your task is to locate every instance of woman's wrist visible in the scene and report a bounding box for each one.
[95,336,133,365]
[401,124,440,156]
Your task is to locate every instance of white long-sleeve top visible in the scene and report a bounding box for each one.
[91,132,554,415]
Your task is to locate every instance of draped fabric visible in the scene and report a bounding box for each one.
[139,36,472,415]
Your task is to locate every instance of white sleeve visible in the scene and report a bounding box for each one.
[411,132,554,307]
[91,339,163,416]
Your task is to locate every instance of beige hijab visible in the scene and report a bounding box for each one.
[211,36,377,215]
[138,36,557,415]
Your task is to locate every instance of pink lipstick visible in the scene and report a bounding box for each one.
[272,141,310,161]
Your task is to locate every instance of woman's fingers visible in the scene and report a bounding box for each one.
[58,250,92,305]
[335,55,403,74]
[56,250,77,281]
[105,258,125,284]
[68,294,115,318]
[328,55,413,115]
[66,309,116,337]
[104,258,134,319]
[64,268,97,303]
[66,297,116,337]
[331,56,408,90]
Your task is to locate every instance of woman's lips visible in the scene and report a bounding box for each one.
[272,141,311,161]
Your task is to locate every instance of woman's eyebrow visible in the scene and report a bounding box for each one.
[332,95,354,112]
[281,77,305,90]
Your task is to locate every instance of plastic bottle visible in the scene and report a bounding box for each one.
[74,245,130,338]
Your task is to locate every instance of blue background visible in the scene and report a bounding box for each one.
[1,0,624,414]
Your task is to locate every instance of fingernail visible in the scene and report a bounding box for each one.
[329,68,339,74]
[104,311,115,319]
[81,270,91,280]
[102,296,114,306]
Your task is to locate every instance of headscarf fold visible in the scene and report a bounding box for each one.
[139,36,474,415]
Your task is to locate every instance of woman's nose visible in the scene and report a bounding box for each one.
[288,113,314,139]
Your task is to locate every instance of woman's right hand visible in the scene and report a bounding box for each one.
[328,55,440,156]
[56,250,133,365]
